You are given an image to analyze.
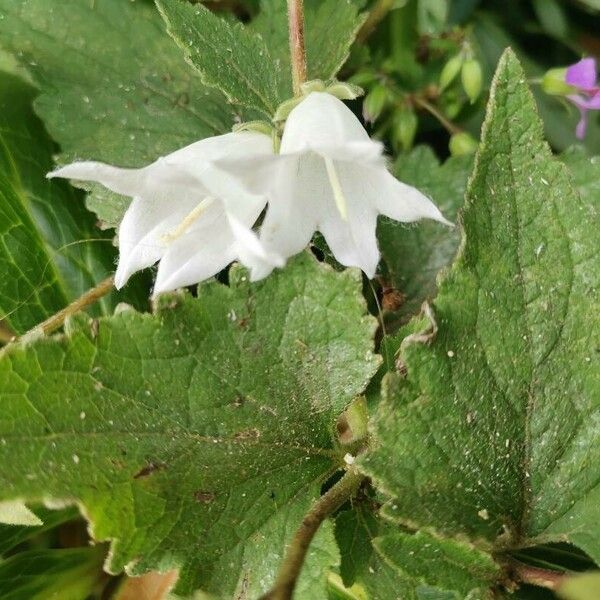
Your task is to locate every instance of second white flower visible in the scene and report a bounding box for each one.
[216,92,452,280]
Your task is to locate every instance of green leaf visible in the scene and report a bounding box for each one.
[378,145,597,327]
[0,0,233,228]
[572,0,600,12]
[560,147,600,202]
[0,501,41,526]
[251,0,366,100]
[532,0,569,39]
[373,532,500,598]
[0,547,105,600]
[0,506,79,556]
[360,48,600,570]
[335,503,379,586]
[214,496,340,600]
[335,505,501,599]
[377,147,473,321]
[156,0,280,118]
[417,0,449,35]
[0,72,143,335]
[0,254,379,596]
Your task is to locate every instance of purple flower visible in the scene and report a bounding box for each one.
[565,58,600,139]
[568,94,600,139]
[565,58,599,93]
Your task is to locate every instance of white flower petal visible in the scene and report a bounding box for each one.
[316,141,385,164]
[316,160,380,277]
[48,161,147,196]
[369,167,453,226]
[228,215,284,281]
[154,233,236,295]
[258,155,319,260]
[49,133,273,212]
[49,159,200,202]
[115,195,201,288]
[153,192,269,294]
[164,131,273,166]
[163,132,275,209]
[210,153,287,199]
[281,92,383,164]
[213,153,317,260]
[153,200,236,294]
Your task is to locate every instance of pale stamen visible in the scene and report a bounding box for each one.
[324,157,348,221]
[161,196,215,244]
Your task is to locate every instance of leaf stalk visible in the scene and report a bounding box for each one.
[261,468,365,600]
[287,0,307,95]
[412,96,462,135]
[18,275,115,340]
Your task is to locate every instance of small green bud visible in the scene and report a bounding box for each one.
[449,131,478,156]
[541,67,573,96]
[461,59,483,104]
[393,107,418,151]
[362,84,388,123]
[439,53,463,91]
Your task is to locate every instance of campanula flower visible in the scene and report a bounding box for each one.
[543,57,600,139]
[48,132,274,294]
[565,58,600,139]
[216,92,451,280]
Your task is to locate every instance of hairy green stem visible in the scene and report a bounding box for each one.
[357,0,395,43]
[413,96,462,135]
[17,275,115,340]
[287,0,307,95]
[261,469,365,600]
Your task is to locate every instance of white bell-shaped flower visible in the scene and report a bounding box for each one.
[216,92,451,280]
[48,132,274,294]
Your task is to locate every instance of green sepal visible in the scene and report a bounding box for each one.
[232,120,276,137]
[542,67,576,96]
[325,80,364,100]
[273,79,364,122]
[300,79,328,94]
[274,96,303,122]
